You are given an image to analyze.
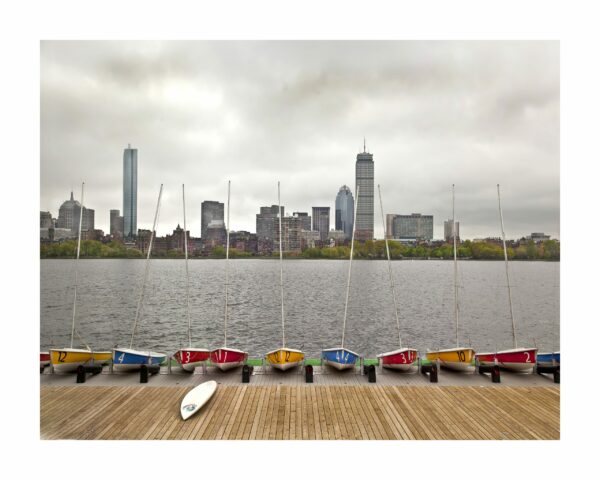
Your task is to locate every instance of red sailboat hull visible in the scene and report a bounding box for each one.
[174,348,210,372]
[378,348,418,371]
[40,352,50,368]
[476,348,537,372]
[210,348,248,371]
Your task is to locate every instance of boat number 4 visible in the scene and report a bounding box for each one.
[118,353,125,363]
[58,351,67,363]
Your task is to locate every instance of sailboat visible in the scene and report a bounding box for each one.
[426,185,476,372]
[322,185,361,370]
[376,185,418,370]
[475,184,537,372]
[173,184,209,372]
[49,182,112,373]
[210,181,248,371]
[112,185,167,372]
[265,182,305,370]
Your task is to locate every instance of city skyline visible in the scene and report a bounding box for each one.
[41,41,559,239]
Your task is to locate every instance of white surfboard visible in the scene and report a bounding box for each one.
[180,380,217,420]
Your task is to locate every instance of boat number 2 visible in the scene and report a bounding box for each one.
[524,352,530,363]
[118,353,125,363]
[457,351,466,362]
[58,351,67,363]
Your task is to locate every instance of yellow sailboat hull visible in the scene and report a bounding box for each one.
[50,349,112,373]
[426,348,475,372]
[266,348,305,371]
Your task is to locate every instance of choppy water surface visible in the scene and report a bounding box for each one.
[40,259,560,358]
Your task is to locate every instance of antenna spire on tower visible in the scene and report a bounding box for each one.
[364,137,366,153]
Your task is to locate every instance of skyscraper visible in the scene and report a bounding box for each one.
[56,191,94,235]
[312,207,330,241]
[335,185,354,240]
[123,144,137,239]
[444,220,460,243]
[355,140,374,241]
[110,209,124,238]
[201,201,225,239]
[392,214,434,241]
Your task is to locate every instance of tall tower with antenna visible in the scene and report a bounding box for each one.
[354,139,374,241]
[123,143,138,239]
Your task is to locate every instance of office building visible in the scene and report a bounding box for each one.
[123,144,138,239]
[56,191,94,235]
[275,215,302,253]
[392,213,433,241]
[40,211,53,228]
[201,201,224,239]
[444,219,460,243]
[256,205,283,242]
[110,209,124,238]
[293,212,312,231]
[312,207,330,241]
[335,185,354,240]
[355,141,374,241]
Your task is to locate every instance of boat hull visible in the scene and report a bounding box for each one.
[475,348,537,372]
[426,348,475,372]
[322,348,360,370]
[266,348,305,371]
[40,352,50,369]
[537,352,560,367]
[210,347,248,371]
[50,348,95,373]
[112,348,166,372]
[174,348,210,372]
[378,348,418,371]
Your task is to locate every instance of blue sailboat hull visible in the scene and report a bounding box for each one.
[322,348,360,370]
[112,348,166,372]
[537,352,560,367]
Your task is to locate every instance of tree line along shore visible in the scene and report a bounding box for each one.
[40,238,560,260]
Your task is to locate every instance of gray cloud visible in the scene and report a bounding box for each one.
[41,41,559,239]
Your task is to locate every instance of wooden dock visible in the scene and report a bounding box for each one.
[40,385,559,440]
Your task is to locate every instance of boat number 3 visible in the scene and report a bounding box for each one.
[457,351,466,362]
[58,351,67,363]
[400,353,405,362]
[118,353,125,363]
[185,351,191,363]
[524,352,530,363]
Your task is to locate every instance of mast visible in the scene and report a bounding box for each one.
[223,180,231,348]
[70,182,85,349]
[129,184,163,349]
[278,181,285,348]
[341,186,360,348]
[378,185,402,348]
[453,184,459,348]
[182,184,192,347]
[497,184,517,349]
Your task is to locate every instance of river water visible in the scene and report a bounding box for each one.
[40,259,560,358]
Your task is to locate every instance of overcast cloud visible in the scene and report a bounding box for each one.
[40,41,559,239]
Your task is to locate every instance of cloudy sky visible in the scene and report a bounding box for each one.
[40,41,559,239]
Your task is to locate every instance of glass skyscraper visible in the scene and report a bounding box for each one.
[335,185,354,240]
[123,144,137,239]
[355,142,374,241]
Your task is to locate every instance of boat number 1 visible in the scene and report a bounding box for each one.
[58,351,67,363]
[285,351,291,362]
[457,351,466,362]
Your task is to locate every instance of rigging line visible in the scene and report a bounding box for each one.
[452,184,459,348]
[497,184,517,349]
[183,184,192,347]
[278,181,285,348]
[378,184,402,349]
[71,182,85,349]
[130,184,163,349]
[341,185,359,349]
[224,180,231,348]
